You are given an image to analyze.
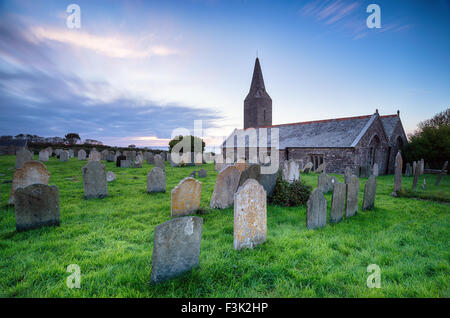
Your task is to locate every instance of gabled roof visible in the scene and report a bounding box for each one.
[380,115,401,141]
[223,113,399,149]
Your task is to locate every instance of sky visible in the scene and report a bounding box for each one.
[0,0,449,150]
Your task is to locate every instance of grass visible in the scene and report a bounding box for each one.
[0,155,449,298]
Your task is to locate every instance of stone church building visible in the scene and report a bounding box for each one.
[222,58,407,175]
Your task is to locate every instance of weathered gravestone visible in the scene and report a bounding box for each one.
[171,177,202,217]
[318,172,333,193]
[346,175,359,217]
[146,152,154,164]
[405,163,412,177]
[120,159,131,168]
[82,161,108,199]
[88,150,101,162]
[127,151,136,164]
[14,184,60,231]
[38,150,49,162]
[330,182,346,224]
[419,159,424,175]
[106,152,115,162]
[314,162,327,174]
[372,163,379,177]
[60,150,69,162]
[198,169,207,178]
[234,179,267,250]
[135,154,144,166]
[101,149,109,160]
[412,164,419,191]
[9,161,50,205]
[259,166,279,197]
[147,167,166,193]
[78,149,87,160]
[344,166,353,184]
[435,161,448,186]
[116,155,126,167]
[239,164,261,187]
[362,175,377,210]
[234,162,248,173]
[210,165,241,209]
[302,161,313,174]
[54,149,62,157]
[154,154,165,170]
[394,151,403,193]
[45,147,53,156]
[15,148,33,169]
[150,216,203,284]
[282,160,300,183]
[306,188,327,230]
[106,171,116,182]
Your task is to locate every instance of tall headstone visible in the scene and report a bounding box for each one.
[59,150,69,162]
[210,165,241,209]
[372,163,379,177]
[171,177,202,217]
[413,161,417,176]
[147,167,166,193]
[394,151,403,193]
[419,159,425,175]
[154,154,165,170]
[9,161,50,205]
[150,216,203,284]
[38,150,49,162]
[82,161,108,199]
[14,184,60,232]
[78,149,87,160]
[435,161,448,186]
[330,182,346,224]
[15,148,33,169]
[234,179,267,250]
[412,164,419,191]
[362,175,377,210]
[346,175,359,218]
[306,188,327,230]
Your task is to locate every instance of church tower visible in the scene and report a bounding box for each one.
[244,58,272,129]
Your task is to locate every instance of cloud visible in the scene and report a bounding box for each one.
[30,27,178,59]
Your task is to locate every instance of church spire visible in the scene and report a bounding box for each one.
[249,57,266,93]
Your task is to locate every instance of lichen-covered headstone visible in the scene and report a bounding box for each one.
[171,177,202,217]
[210,165,241,209]
[78,149,87,160]
[147,167,166,193]
[14,184,60,232]
[15,148,33,169]
[362,175,377,210]
[394,151,402,192]
[306,188,327,230]
[82,161,108,199]
[346,175,359,217]
[9,160,50,205]
[150,216,203,284]
[39,150,49,162]
[234,179,267,250]
[330,182,346,223]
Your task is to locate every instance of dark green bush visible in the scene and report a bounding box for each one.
[270,176,312,207]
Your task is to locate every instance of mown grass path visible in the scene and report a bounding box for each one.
[0,155,449,297]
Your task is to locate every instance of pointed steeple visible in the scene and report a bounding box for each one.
[249,57,266,93]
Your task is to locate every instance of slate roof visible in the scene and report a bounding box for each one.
[223,113,400,149]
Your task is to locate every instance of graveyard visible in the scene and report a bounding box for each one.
[0,154,448,297]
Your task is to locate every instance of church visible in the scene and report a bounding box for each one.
[222,58,408,175]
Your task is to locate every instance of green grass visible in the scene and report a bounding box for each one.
[0,155,449,298]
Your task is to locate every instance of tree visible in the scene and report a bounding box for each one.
[128,144,136,148]
[65,133,81,145]
[403,108,450,168]
[169,135,205,153]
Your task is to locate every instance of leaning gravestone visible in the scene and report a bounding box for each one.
[116,155,126,167]
[346,175,359,217]
[238,164,261,187]
[106,171,116,182]
[234,179,267,250]
[394,151,402,193]
[198,169,207,178]
[330,182,346,224]
[38,150,49,162]
[306,188,327,230]
[171,177,202,217]
[15,148,33,169]
[318,172,333,193]
[344,166,353,184]
[60,150,69,162]
[82,161,108,199]
[362,175,377,210]
[435,161,448,186]
[315,162,326,174]
[147,167,166,193]
[154,154,165,170]
[78,149,87,160]
[372,163,379,177]
[150,216,203,284]
[88,150,101,162]
[210,165,241,209]
[14,184,60,232]
[9,161,50,205]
